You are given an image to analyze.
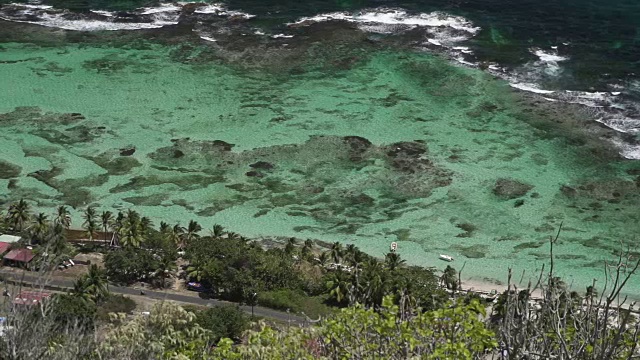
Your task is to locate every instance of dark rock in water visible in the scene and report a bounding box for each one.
[343,136,372,161]
[7,179,17,189]
[493,178,533,199]
[343,136,372,150]
[530,192,540,198]
[95,157,141,176]
[561,185,578,197]
[514,199,525,207]
[627,169,640,176]
[246,171,264,178]
[636,176,640,188]
[386,141,427,158]
[0,160,21,179]
[212,140,234,152]
[173,150,185,158]
[181,2,206,14]
[250,161,274,170]
[119,147,136,156]
[348,193,375,206]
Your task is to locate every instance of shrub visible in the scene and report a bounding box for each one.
[194,305,249,343]
[96,294,136,321]
[258,289,305,313]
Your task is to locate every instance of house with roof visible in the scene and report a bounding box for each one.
[0,242,12,257]
[12,291,51,306]
[0,235,21,244]
[3,248,34,268]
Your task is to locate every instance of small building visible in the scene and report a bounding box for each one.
[12,291,51,306]
[3,249,34,268]
[0,235,21,244]
[0,242,12,256]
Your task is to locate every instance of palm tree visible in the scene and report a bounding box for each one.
[330,242,343,264]
[318,251,329,267]
[119,211,143,248]
[210,224,225,238]
[74,264,109,302]
[442,265,458,290]
[284,237,297,255]
[183,220,201,247]
[344,244,357,264]
[46,223,67,257]
[82,206,98,241]
[108,211,125,247]
[7,199,30,233]
[54,205,71,229]
[361,260,387,306]
[326,269,351,305]
[301,239,314,261]
[226,231,240,240]
[140,216,153,237]
[159,221,170,235]
[72,277,92,303]
[170,224,184,249]
[100,211,113,247]
[30,212,49,244]
[384,252,406,271]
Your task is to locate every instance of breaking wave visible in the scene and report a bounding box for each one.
[0,2,254,31]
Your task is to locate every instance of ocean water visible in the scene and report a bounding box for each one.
[2,0,640,294]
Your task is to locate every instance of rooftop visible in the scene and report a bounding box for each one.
[0,242,12,255]
[4,248,34,263]
[13,291,51,306]
[0,235,21,244]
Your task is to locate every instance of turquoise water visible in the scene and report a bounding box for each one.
[1,7,640,295]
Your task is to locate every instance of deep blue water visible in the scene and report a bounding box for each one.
[4,0,640,88]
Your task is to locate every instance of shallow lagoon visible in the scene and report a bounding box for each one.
[1,23,640,294]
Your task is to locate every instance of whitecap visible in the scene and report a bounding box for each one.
[290,8,479,47]
[193,4,255,18]
[200,35,216,42]
[610,139,640,159]
[90,10,113,17]
[140,3,180,15]
[532,49,568,63]
[509,82,555,94]
[272,33,294,39]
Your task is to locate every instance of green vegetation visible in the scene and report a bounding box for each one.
[2,199,640,359]
[194,305,250,343]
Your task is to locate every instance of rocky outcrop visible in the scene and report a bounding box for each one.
[250,161,274,170]
[493,178,533,199]
[0,160,21,179]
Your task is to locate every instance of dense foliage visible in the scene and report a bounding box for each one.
[3,200,640,359]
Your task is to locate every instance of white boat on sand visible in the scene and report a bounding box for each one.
[439,254,454,262]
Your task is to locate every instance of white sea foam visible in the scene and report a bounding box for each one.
[90,10,113,17]
[140,3,180,15]
[290,8,479,46]
[3,12,176,30]
[533,49,568,63]
[0,2,254,31]
[610,139,640,159]
[272,33,294,39]
[200,35,216,42]
[509,82,555,94]
[193,4,254,18]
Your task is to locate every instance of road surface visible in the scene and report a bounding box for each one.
[0,270,306,324]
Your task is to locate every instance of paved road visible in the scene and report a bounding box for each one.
[0,270,306,324]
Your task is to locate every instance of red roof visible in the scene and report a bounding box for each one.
[0,242,11,255]
[13,291,51,306]
[4,249,34,263]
